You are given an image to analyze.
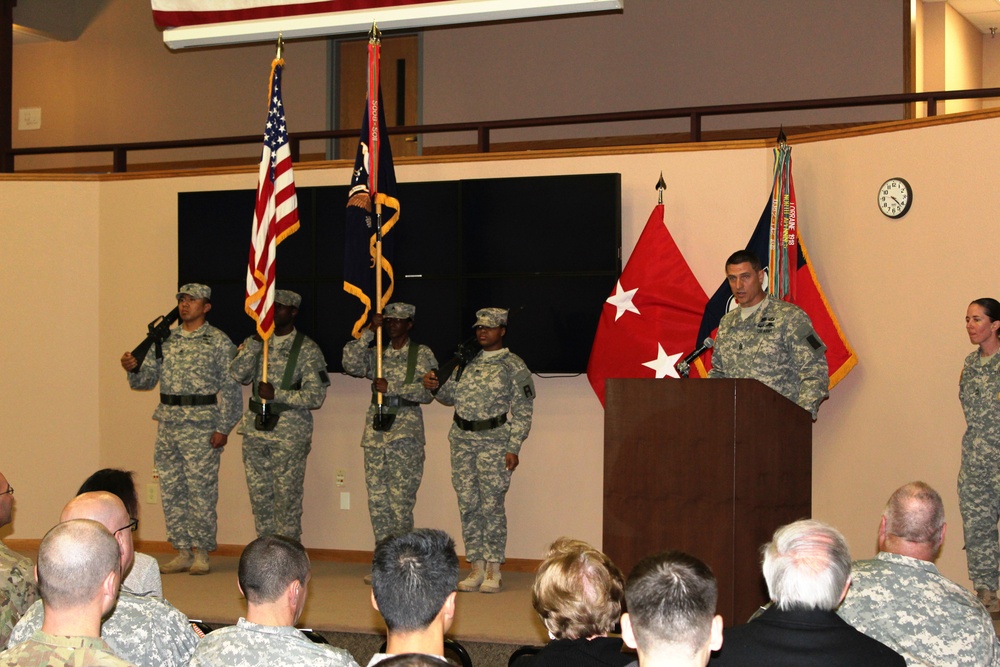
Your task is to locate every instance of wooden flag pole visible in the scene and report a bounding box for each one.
[368,22,387,428]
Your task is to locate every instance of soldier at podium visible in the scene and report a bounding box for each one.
[708,250,828,419]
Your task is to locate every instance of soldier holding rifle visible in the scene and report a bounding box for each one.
[120,283,241,576]
[422,308,534,594]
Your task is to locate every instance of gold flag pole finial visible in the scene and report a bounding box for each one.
[656,172,667,205]
[275,33,284,60]
[369,21,381,43]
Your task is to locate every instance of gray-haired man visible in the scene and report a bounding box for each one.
[708,519,904,666]
[838,482,1000,666]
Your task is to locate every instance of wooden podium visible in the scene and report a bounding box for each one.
[602,378,811,624]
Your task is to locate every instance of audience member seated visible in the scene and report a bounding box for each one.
[8,491,198,667]
[619,550,722,667]
[0,519,132,666]
[368,529,459,666]
[190,535,360,667]
[78,468,162,597]
[708,519,905,666]
[512,537,632,667]
[838,481,1000,666]
[0,469,37,649]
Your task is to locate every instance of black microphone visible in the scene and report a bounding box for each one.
[680,337,714,366]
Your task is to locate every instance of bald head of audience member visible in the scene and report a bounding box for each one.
[237,535,312,627]
[763,519,852,612]
[60,491,135,577]
[36,519,121,637]
[878,481,946,562]
[621,551,723,667]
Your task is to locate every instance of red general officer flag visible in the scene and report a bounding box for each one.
[587,202,709,406]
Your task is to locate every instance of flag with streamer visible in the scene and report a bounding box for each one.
[245,56,299,340]
[343,30,399,339]
[691,145,857,387]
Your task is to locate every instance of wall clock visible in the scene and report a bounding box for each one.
[878,177,912,219]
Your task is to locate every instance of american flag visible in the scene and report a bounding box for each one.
[245,59,299,340]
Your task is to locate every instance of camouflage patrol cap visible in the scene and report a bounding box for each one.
[473,308,508,328]
[275,290,302,308]
[384,303,415,320]
[176,283,211,300]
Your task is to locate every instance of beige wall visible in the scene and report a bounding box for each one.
[1,179,102,531]
[3,111,1000,590]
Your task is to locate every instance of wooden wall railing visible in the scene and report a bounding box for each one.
[5,87,1000,173]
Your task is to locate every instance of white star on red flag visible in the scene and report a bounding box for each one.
[606,281,640,321]
[642,344,683,379]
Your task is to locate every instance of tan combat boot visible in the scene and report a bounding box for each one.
[457,560,485,592]
[159,549,193,574]
[480,561,503,594]
[189,548,210,575]
[977,588,1000,618]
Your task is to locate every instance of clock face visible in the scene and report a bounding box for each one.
[878,178,912,218]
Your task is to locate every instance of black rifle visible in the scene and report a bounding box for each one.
[128,306,179,373]
[430,336,480,391]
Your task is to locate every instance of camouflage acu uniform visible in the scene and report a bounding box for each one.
[0,541,37,648]
[0,631,135,667]
[343,329,437,543]
[126,322,242,552]
[838,551,1000,666]
[10,590,198,667]
[190,617,360,667]
[708,296,829,418]
[230,330,329,541]
[958,348,1000,591]
[435,348,534,563]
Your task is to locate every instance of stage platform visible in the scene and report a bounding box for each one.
[158,553,550,667]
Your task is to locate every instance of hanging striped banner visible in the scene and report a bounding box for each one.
[152,0,624,49]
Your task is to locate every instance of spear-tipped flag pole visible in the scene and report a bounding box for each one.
[344,22,401,431]
[245,34,300,426]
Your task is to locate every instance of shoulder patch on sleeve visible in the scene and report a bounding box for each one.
[793,321,827,356]
[513,367,535,399]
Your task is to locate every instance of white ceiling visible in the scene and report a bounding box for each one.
[934,0,1000,32]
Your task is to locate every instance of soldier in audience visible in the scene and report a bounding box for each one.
[423,308,534,593]
[190,535,359,667]
[8,492,199,667]
[0,470,37,648]
[368,529,458,665]
[231,289,330,542]
[77,468,162,597]
[838,481,1000,666]
[708,519,904,666]
[620,551,723,667]
[0,520,133,666]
